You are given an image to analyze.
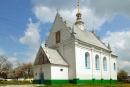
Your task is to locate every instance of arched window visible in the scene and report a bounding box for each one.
[85,52,90,69]
[95,55,100,70]
[114,63,116,71]
[103,57,107,71]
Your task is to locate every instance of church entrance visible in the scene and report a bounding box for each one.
[39,72,44,84]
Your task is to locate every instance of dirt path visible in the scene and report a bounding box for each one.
[0,85,36,87]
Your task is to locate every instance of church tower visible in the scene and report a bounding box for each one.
[75,0,85,31]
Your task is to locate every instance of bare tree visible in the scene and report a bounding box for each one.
[0,55,12,79]
[13,63,33,79]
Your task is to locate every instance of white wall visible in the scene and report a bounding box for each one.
[92,50,102,80]
[51,65,68,80]
[63,40,76,80]
[75,43,117,80]
[101,53,110,80]
[110,56,117,80]
[75,45,92,80]
[33,65,40,80]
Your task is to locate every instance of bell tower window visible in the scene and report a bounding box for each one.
[56,31,60,43]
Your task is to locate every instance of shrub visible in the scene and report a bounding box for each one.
[117,70,128,82]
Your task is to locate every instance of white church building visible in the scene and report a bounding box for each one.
[33,2,117,84]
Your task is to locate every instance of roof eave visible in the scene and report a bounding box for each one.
[75,39,111,52]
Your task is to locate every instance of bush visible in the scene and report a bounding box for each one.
[117,70,128,82]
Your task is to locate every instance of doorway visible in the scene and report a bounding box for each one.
[39,72,44,84]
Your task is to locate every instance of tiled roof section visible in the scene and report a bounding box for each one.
[41,46,68,66]
[73,26,110,51]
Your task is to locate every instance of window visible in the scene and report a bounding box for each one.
[95,55,100,70]
[56,31,60,43]
[103,57,107,71]
[85,52,90,69]
[35,73,37,76]
[114,63,116,71]
[60,69,63,71]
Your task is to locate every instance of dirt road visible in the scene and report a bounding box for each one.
[0,85,36,87]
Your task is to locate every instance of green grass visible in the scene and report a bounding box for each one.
[36,83,130,87]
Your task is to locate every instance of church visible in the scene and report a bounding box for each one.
[33,1,117,84]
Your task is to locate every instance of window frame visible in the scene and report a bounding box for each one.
[55,31,60,43]
[85,52,90,69]
[95,55,100,70]
[103,57,107,71]
[114,63,116,71]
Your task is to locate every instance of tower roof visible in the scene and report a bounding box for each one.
[75,0,84,25]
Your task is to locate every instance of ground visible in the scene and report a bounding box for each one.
[0,85,35,87]
[0,83,130,87]
[37,83,130,87]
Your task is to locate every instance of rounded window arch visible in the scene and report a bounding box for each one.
[85,52,90,69]
[103,57,107,71]
[114,63,116,71]
[95,55,100,70]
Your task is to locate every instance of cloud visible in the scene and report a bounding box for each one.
[32,0,130,18]
[8,57,18,67]
[103,30,130,74]
[0,49,5,55]
[33,5,109,30]
[31,0,130,30]
[88,0,130,17]
[19,18,40,49]
[34,6,56,23]
[19,18,41,63]
[0,48,18,67]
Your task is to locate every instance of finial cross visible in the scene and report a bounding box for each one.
[77,0,80,13]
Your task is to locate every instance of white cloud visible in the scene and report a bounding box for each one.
[31,0,130,31]
[32,0,130,19]
[34,6,56,23]
[8,57,17,67]
[0,49,18,67]
[0,49,5,55]
[19,18,40,49]
[103,30,130,74]
[19,18,41,63]
[88,0,130,17]
[33,5,109,30]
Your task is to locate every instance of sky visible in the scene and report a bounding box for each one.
[0,0,130,74]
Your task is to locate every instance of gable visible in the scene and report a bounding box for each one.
[47,13,71,48]
[34,46,68,66]
[34,47,50,65]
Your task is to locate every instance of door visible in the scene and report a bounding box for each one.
[39,72,44,84]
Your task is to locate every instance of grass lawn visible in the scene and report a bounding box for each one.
[36,83,130,87]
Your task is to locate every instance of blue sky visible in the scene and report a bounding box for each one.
[0,0,32,61]
[0,0,130,73]
[0,0,51,63]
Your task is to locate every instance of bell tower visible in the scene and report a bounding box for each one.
[75,0,85,31]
